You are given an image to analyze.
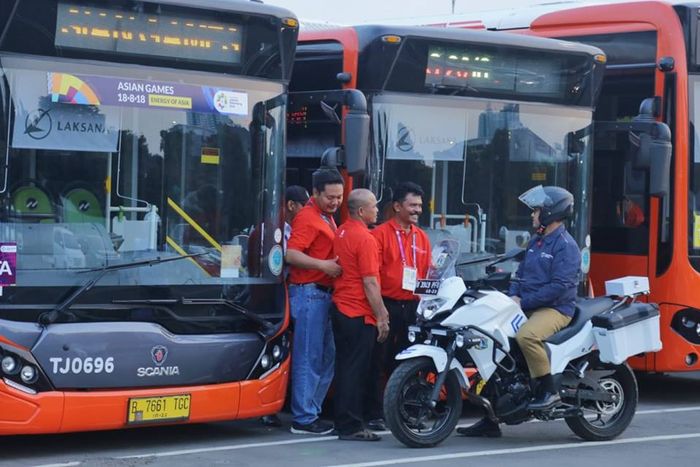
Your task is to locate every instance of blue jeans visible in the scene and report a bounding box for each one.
[289,284,335,425]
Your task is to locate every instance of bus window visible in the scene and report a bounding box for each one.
[372,92,594,278]
[589,68,654,255]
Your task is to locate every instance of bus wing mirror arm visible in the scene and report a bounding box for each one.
[290,90,370,175]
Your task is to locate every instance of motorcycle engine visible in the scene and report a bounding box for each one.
[493,373,532,425]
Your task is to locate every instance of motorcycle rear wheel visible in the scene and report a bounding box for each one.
[383,357,462,448]
[565,363,638,441]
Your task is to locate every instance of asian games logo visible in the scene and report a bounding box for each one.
[214,91,228,113]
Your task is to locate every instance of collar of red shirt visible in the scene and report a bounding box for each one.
[343,217,369,231]
[388,217,415,235]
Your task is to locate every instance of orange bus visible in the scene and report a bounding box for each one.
[287,25,614,292]
[0,0,298,434]
[422,0,696,373]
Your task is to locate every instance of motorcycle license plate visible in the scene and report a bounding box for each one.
[415,279,441,295]
[126,394,191,425]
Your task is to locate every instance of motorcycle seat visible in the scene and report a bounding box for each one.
[545,296,616,345]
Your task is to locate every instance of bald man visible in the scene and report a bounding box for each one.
[331,189,389,441]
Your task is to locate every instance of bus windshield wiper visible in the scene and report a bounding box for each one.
[180,298,277,336]
[110,297,277,336]
[39,253,205,325]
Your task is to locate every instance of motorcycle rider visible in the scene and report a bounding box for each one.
[458,185,581,438]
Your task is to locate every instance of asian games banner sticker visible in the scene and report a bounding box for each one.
[48,72,248,116]
[0,243,17,287]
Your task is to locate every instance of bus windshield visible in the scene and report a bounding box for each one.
[370,92,593,277]
[0,54,286,287]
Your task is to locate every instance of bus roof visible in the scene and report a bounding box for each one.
[154,0,296,20]
[302,24,605,58]
[376,0,697,31]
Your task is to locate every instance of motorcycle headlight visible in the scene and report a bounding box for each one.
[418,297,448,320]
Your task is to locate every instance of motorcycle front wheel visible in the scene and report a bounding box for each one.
[565,363,638,441]
[383,357,462,448]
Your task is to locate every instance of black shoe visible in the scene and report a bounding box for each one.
[290,419,334,435]
[456,418,502,438]
[260,414,282,427]
[338,428,381,441]
[527,392,562,411]
[366,418,386,431]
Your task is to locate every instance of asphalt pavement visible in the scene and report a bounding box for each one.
[1,371,699,467]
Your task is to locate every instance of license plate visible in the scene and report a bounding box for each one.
[415,279,441,295]
[127,394,191,425]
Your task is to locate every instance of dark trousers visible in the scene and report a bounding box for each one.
[332,306,377,435]
[362,298,418,421]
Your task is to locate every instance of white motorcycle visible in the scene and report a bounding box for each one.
[383,239,662,448]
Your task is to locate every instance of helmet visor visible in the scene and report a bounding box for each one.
[518,185,550,211]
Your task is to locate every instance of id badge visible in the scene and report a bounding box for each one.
[402,266,418,292]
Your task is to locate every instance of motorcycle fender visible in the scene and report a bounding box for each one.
[395,344,470,389]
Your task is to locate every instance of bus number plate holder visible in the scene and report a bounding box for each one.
[127,394,191,425]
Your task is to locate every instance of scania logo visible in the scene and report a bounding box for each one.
[151,345,168,366]
[24,108,52,140]
[396,125,415,152]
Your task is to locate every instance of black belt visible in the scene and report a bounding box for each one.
[293,283,333,294]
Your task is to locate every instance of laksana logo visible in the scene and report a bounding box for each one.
[137,345,180,377]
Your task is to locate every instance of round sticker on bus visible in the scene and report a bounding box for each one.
[581,247,591,274]
[268,245,284,276]
[274,228,282,244]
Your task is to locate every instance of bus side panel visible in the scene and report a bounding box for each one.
[237,357,289,419]
[0,381,64,434]
[589,252,649,295]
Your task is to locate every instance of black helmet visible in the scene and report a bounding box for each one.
[518,185,574,226]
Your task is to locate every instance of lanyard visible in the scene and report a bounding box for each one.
[320,213,337,232]
[395,230,417,267]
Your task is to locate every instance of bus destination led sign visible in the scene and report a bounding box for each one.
[425,45,562,96]
[55,3,244,65]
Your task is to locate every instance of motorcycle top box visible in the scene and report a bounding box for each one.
[591,303,662,365]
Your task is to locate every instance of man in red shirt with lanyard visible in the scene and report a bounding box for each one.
[286,168,344,435]
[332,189,390,441]
[368,182,431,429]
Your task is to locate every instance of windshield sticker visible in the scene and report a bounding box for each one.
[212,90,248,115]
[221,244,242,278]
[48,71,247,115]
[268,244,284,276]
[379,102,467,162]
[0,243,17,287]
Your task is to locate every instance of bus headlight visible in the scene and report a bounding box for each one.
[261,354,271,370]
[1,356,19,375]
[272,345,282,361]
[20,365,38,384]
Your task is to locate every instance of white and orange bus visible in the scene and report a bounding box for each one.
[0,0,299,434]
[416,0,698,373]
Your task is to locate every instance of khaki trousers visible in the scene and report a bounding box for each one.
[515,307,572,378]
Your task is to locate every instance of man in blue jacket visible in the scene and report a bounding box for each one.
[458,185,581,438]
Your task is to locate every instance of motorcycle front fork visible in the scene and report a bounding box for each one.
[428,341,456,407]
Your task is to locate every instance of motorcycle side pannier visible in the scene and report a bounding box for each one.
[591,303,662,364]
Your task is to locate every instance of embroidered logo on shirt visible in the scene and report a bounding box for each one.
[540,252,554,260]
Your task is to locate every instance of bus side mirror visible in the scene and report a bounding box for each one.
[343,110,370,175]
[629,97,672,198]
[629,122,671,198]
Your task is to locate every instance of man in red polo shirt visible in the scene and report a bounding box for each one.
[332,189,390,441]
[371,181,431,426]
[286,168,344,435]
